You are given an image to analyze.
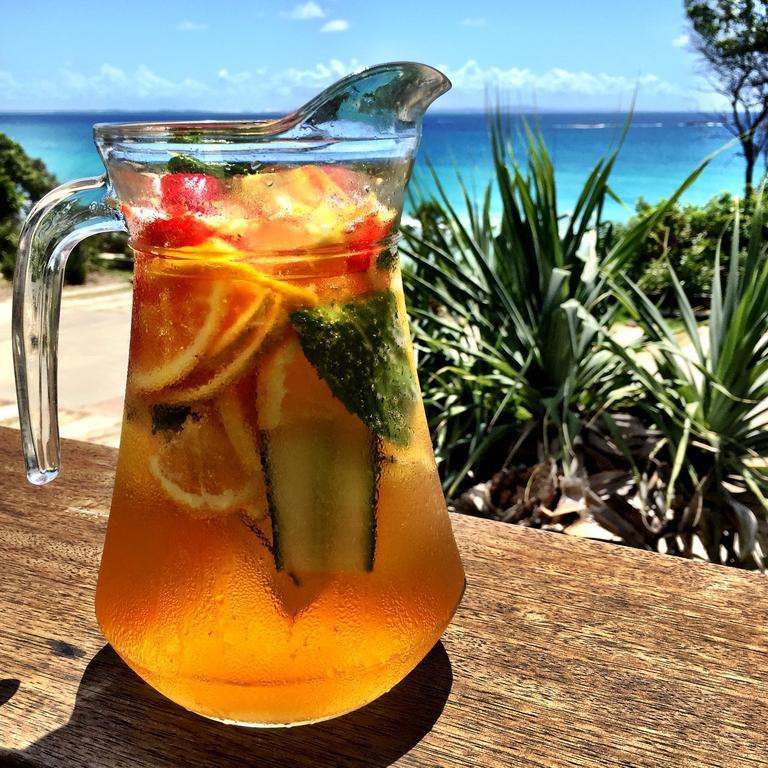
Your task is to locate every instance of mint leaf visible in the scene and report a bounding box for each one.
[169,131,203,144]
[151,404,198,437]
[167,155,220,176]
[376,245,398,270]
[223,161,262,176]
[167,155,260,179]
[290,291,417,446]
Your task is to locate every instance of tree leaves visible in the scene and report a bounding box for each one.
[685,0,768,191]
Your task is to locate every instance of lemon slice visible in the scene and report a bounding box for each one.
[256,335,298,431]
[217,390,263,477]
[243,266,320,307]
[151,256,320,307]
[148,454,256,515]
[217,389,268,524]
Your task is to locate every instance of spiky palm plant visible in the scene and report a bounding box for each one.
[609,190,768,567]
[402,117,705,498]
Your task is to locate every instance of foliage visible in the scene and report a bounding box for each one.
[404,120,768,570]
[0,131,130,285]
[0,132,57,280]
[0,229,130,285]
[0,133,57,219]
[402,117,706,496]
[611,192,761,306]
[608,190,768,567]
[66,232,131,285]
[0,220,19,279]
[685,0,768,193]
[404,109,768,571]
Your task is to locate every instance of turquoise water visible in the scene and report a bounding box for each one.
[0,111,745,221]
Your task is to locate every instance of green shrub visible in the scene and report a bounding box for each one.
[68,232,132,285]
[0,132,131,285]
[0,219,19,281]
[404,117,768,570]
[0,135,56,214]
[0,133,58,282]
[402,118,706,496]
[612,192,762,307]
[609,191,768,568]
[0,228,132,285]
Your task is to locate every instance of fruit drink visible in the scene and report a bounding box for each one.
[95,159,466,725]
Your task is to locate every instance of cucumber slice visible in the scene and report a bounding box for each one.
[261,422,381,573]
[257,334,382,573]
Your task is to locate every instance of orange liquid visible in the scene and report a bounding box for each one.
[95,252,465,725]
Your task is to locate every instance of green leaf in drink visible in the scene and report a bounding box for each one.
[167,155,261,179]
[290,291,417,446]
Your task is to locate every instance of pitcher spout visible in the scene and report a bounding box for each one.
[286,62,451,139]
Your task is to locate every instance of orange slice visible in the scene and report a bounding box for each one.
[218,385,268,525]
[130,271,226,393]
[217,388,263,478]
[150,255,320,307]
[130,249,319,402]
[256,332,347,428]
[162,294,284,404]
[232,165,396,258]
[236,166,349,215]
[210,292,267,356]
[256,335,298,431]
[148,402,262,518]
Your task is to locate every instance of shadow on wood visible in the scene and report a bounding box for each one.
[0,678,20,708]
[1,642,452,768]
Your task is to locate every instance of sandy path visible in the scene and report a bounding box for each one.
[0,277,132,448]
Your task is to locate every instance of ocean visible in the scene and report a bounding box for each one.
[0,111,747,221]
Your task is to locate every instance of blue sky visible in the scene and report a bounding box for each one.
[0,0,719,112]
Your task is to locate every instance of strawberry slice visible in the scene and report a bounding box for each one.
[345,214,394,272]
[347,215,392,245]
[161,173,224,215]
[137,215,215,249]
[322,165,360,197]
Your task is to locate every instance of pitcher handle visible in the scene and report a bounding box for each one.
[12,175,127,484]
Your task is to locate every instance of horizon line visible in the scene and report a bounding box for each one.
[0,107,728,117]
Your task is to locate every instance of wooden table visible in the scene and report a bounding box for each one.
[1,425,767,767]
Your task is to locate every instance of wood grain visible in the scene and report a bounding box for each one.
[0,425,767,767]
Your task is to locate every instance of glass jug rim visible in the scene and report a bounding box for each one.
[94,118,311,144]
[94,60,450,145]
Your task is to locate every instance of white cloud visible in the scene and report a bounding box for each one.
[177,20,208,32]
[286,2,325,19]
[321,19,349,33]
[0,70,19,92]
[100,64,127,83]
[0,59,700,110]
[0,59,362,107]
[272,59,357,88]
[42,63,211,101]
[461,17,487,27]
[441,59,679,97]
[672,33,690,48]
[218,68,253,85]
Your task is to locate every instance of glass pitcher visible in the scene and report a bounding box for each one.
[12,62,465,726]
